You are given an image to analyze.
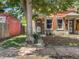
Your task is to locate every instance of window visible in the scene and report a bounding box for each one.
[57,19,62,28]
[57,16,63,30]
[46,18,52,35]
[46,19,52,29]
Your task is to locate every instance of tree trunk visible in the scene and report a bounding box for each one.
[20,0,33,44]
[26,0,33,44]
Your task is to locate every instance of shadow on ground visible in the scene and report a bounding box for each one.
[42,35,79,47]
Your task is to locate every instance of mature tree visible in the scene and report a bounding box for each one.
[0,0,76,44]
[32,0,75,14]
[21,0,33,43]
[0,2,5,12]
[73,0,79,12]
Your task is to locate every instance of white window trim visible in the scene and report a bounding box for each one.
[45,17,52,30]
[56,16,64,30]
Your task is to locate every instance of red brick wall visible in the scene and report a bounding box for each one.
[52,15,57,31]
[52,13,66,31]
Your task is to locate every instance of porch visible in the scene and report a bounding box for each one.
[35,12,79,35]
[64,12,79,34]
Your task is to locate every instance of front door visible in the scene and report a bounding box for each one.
[68,20,74,34]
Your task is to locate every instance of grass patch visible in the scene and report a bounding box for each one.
[1,35,26,48]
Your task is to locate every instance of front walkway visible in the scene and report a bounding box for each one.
[0,46,79,59]
[27,46,79,59]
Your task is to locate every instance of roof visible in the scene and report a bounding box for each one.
[65,12,79,19]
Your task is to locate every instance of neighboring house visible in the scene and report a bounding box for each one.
[35,16,53,35]
[35,7,79,35]
[53,12,79,35]
[0,13,21,39]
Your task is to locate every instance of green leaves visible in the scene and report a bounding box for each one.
[73,0,79,12]
[1,35,26,48]
[0,0,77,17]
[21,16,27,26]
[32,0,75,15]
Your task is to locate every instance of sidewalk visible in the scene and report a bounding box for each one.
[0,46,79,59]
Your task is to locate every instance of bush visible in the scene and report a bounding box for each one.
[33,33,40,44]
[1,35,26,48]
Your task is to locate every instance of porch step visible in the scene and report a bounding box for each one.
[53,31,68,36]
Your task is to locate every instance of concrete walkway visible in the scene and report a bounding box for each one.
[33,46,79,59]
[0,46,79,59]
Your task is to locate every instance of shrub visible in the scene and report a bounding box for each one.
[33,33,40,44]
[1,35,26,48]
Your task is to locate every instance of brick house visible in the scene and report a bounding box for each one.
[35,7,79,35]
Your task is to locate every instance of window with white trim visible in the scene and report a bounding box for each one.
[57,16,63,30]
[46,19,52,29]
